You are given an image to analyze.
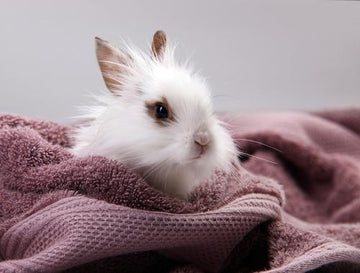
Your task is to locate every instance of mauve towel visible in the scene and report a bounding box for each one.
[0,109,359,273]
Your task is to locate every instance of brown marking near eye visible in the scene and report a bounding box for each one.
[145,96,175,126]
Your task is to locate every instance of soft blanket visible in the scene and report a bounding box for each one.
[0,109,359,273]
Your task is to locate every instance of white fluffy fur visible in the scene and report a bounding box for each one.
[71,37,238,199]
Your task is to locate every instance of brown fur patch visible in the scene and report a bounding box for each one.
[95,37,131,94]
[145,96,175,126]
[151,30,167,60]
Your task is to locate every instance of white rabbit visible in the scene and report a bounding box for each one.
[71,31,238,199]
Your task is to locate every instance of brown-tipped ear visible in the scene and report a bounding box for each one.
[95,37,131,94]
[151,30,167,61]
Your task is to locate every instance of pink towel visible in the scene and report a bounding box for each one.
[0,109,359,273]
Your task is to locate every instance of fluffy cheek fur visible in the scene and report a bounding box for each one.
[144,121,237,198]
[72,101,237,199]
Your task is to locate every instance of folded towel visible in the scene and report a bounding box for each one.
[0,109,359,273]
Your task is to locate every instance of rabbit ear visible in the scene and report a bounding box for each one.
[151,30,167,61]
[95,37,132,94]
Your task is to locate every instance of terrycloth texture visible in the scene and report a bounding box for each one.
[0,109,359,273]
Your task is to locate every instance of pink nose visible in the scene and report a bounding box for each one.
[194,131,210,146]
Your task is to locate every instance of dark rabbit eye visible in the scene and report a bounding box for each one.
[155,103,169,119]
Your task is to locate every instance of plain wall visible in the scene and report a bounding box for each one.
[0,0,359,123]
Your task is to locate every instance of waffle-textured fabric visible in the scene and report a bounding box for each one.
[0,109,359,273]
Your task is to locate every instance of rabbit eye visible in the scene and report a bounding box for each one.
[155,103,168,119]
[145,97,174,126]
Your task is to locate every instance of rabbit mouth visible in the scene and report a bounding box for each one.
[192,145,206,160]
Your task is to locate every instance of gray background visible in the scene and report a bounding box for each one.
[0,0,359,123]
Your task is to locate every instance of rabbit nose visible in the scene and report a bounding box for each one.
[194,131,210,146]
